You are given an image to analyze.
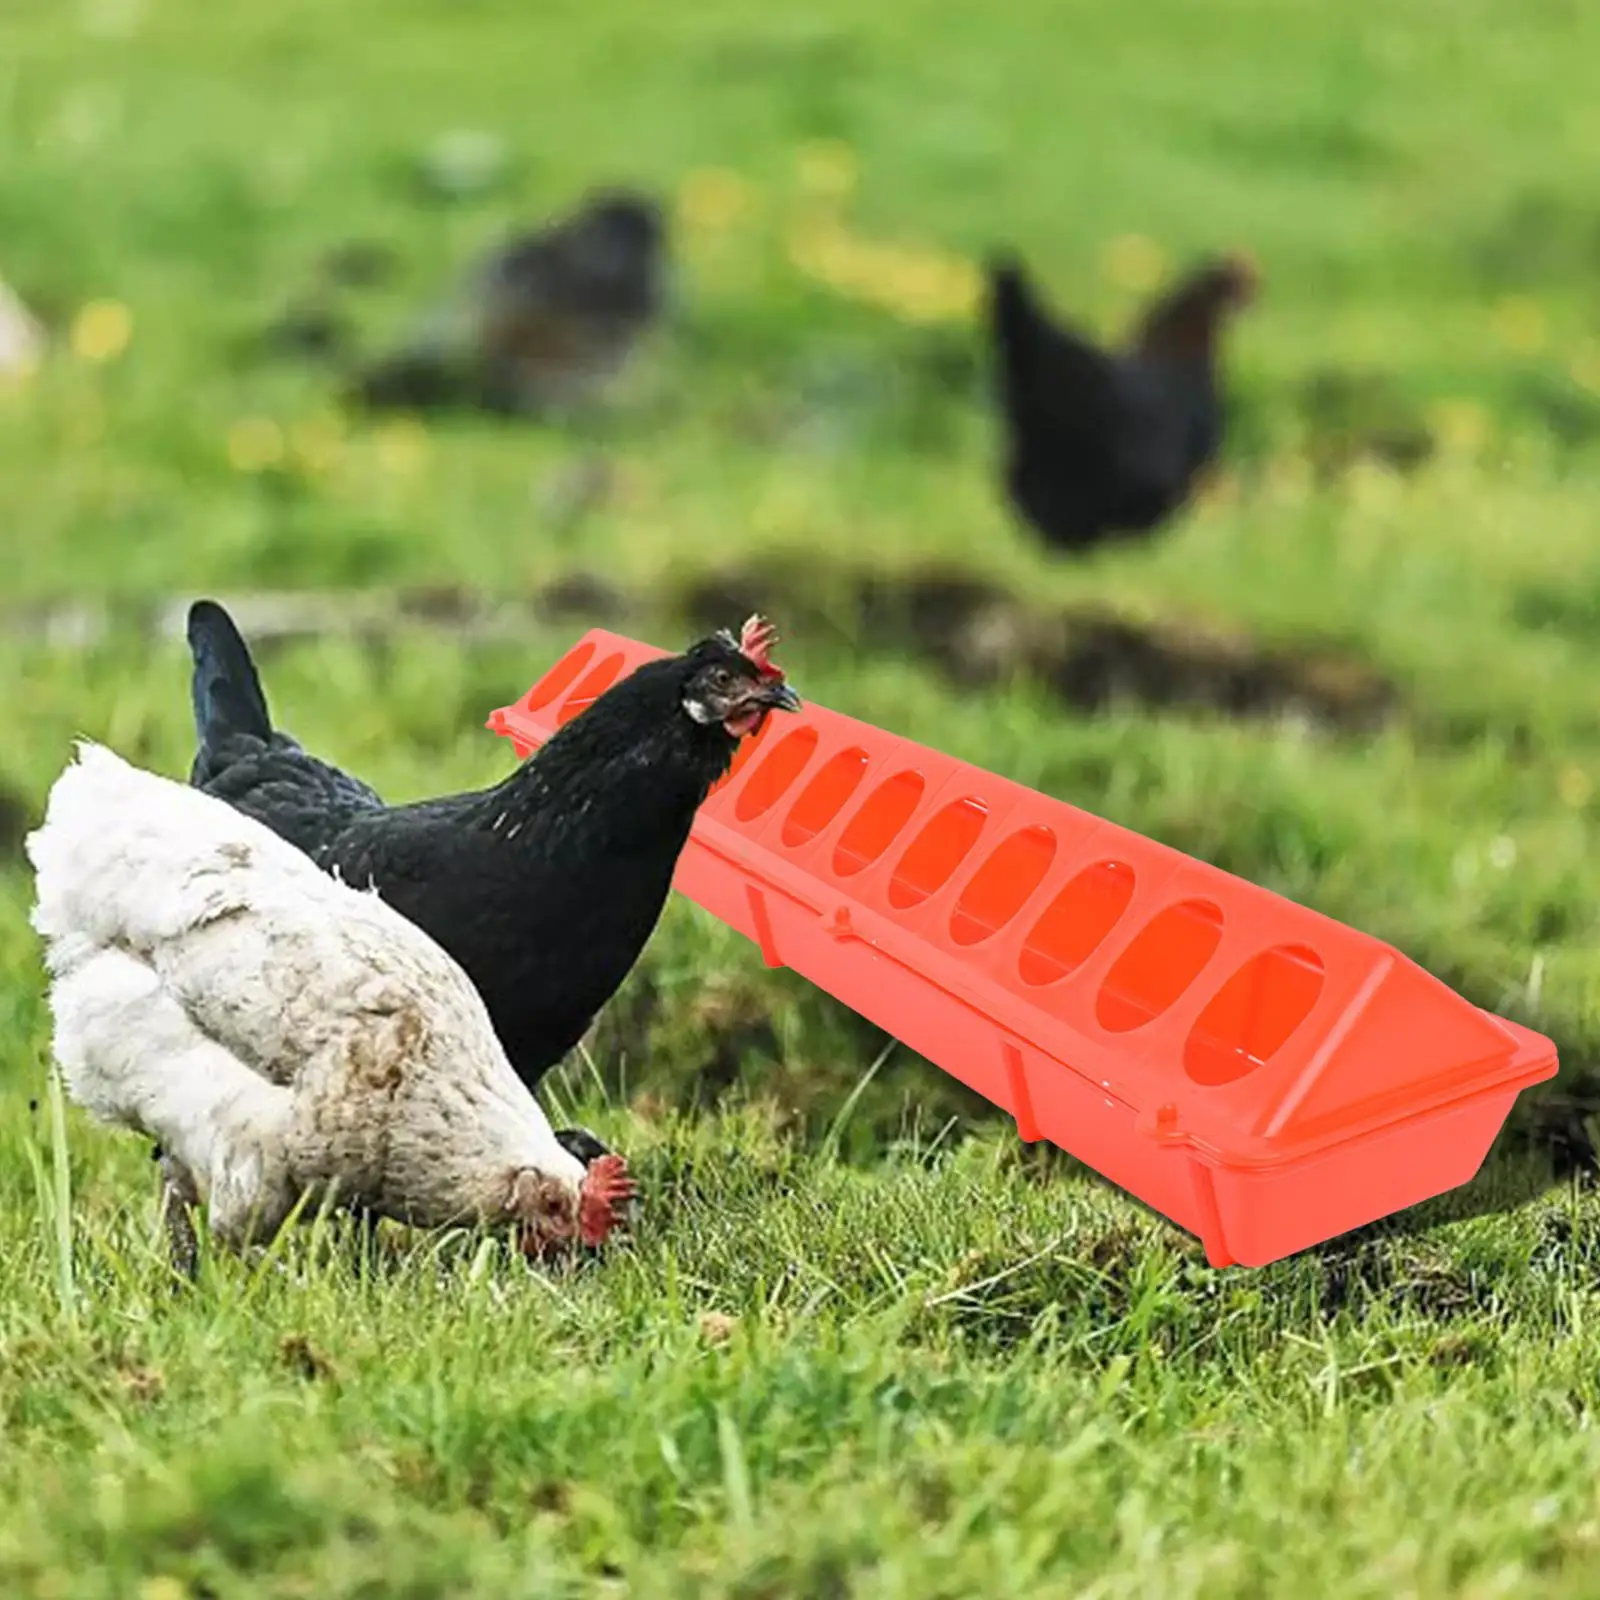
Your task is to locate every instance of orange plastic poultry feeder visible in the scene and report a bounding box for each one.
[488,629,1559,1268]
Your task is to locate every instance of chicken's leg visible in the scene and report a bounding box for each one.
[157,1154,202,1280]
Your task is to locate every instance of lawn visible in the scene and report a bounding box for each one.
[5,0,1600,1593]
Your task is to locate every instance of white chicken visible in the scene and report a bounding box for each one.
[26,740,634,1275]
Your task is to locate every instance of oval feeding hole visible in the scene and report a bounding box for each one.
[555,653,626,726]
[1095,898,1225,1034]
[1018,860,1136,987]
[734,726,819,823]
[950,825,1057,946]
[888,797,988,911]
[783,747,869,849]
[1184,944,1326,1087]
[524,641,596,713]
[832,770,926,878]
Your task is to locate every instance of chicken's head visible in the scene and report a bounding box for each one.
[508,1154,638,1260]
[1133,250,1261,364]
[679,615,802,740]
[1207,250,1261,311]
[573,190,665,264]
[506,1169,581,1257]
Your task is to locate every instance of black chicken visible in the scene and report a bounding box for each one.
[353,188,668,416]
[986,250,1259,554]
[183,600,800,1171]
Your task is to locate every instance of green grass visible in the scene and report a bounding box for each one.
[6,0,1600,1592]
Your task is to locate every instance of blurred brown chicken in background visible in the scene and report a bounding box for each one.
[352,187,669,416]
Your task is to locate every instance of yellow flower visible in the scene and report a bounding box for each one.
[1559,765,1592,810]
[372,416,428,476]
[676,168,757,235]
[70,298,132,363]
[786,215,868,290]
[794,139,858,202]
[226,417,284,473]
[1100,234,1167,295]
[878,252,982,325]
[788,218,980,324]
[137,1579,189,1600]
[931,258,982,323]
[1491,295,1546,355]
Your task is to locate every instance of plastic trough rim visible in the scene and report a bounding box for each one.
[487,630,1561,1182]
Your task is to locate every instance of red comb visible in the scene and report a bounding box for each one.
[737,615,784,681]
[578,1154,637,1248]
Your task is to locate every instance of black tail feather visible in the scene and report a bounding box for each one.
[187,600,272,775]
[985,255,1053,407]
[985,255,1029,340]
[984,251,1116,431]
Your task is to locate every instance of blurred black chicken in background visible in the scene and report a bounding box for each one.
[351,187,669,416]
[986,251,1259,555]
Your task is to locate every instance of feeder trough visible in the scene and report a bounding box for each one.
[488,628,1558,1268]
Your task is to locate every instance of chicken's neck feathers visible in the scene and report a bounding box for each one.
[467,689,735,835]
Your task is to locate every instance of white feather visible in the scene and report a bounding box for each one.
[27,740,585,1249]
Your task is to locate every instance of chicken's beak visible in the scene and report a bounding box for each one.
[720,676,802,740]
[758,680,802,713]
